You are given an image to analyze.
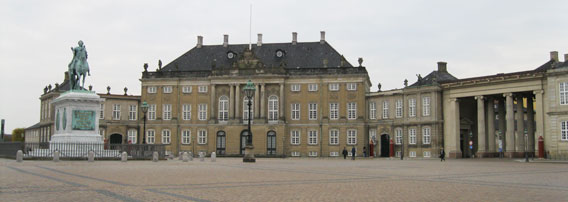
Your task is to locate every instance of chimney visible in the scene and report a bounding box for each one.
[223,34,229,47]
[550,51,559,62]
[292,32,297,45]
[320,31,325,44]
[257,33,263,46]
[197,36,203,48]
[437,61,447,73]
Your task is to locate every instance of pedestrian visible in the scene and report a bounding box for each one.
[342,147,348,159]
[363,147,367,157]
[351,146,356,160]
[440,148,445,162]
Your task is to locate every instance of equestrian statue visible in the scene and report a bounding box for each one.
[68,40,90,90]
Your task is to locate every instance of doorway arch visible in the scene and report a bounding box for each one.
[110,134,123,144]
[216,131,226,155]
[380,134,390,157]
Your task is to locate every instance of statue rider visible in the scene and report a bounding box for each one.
[68,40,90,90]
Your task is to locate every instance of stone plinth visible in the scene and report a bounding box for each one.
[50,90,104,145]
[243,145,256,163]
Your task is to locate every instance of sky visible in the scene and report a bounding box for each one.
[1,0,567,133]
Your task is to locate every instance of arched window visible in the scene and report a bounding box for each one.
[218,96,229,121]
[268,95,278,122]
[243,97,254,122]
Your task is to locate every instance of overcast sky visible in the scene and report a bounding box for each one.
[1,0,567,133]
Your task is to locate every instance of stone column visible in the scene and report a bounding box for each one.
[504,93,515,156]
[279,83,285,120]
[236,84,241,119]
[445,98,461,158]
[254,84,260,119]
[534,90,544,152]
[260,83,266,120]
[229,84,234,119]
[527,95,535,153]
[210,84,216,120]
[498,97,506,153]
[475,96,486,157]
[515,95,525,153]
[486,97,496,154]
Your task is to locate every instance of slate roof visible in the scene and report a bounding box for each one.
[161,42,353,71]
[409,70,458,87]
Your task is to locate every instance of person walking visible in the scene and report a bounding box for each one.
[440,148,446,162]
[351,146,356,160]
[342,147,348,159]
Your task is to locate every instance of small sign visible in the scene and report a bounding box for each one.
[72,110,95,130]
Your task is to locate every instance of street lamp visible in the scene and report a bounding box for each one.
[141,101,149,144]
[243,80,256,163]
[525,128,529,162]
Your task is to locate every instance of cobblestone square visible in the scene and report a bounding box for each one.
[1,158,567,201]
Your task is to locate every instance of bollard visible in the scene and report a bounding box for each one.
[53,151,60,162]
[211,152,216,162]
[179,152,183,160]
[16,150,23,162]
[121,152,128,162]
[199,152,204,162]
[182,152,189,162]
[88,151,95,162]
[152,151,159,162]
[189,152,194,161]
[168,154,174,160]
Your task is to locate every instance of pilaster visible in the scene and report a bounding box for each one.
[475,95,487,156]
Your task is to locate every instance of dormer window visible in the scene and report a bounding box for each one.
[275,50,285,58]
[227,51,236,59]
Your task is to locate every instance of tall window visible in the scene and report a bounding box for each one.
[99,104,104,119]
[182,86,192,93]
[347,102,357,120]
[112,104,121,120]
[308,130,318,145]
[347,129,357,145]
[329,83,339,91]
[291,103,300,120]
[422,97,431,116]
[198,129,207,144]
[329,103,339,120]
[395,99,403,118]
[146,130,155,144]
[291,130,300,145]
[198,85,208,93]
[182,104,191,120]
[395,128,402,145]
[148,104,156,120]
[329,129,339,145]
[561,121,568,141]
[409,128,416,144]
[347,83,357,91]
[309,103,318,120]
[382,101,389,119]
[128,129,137,144]
[369,102,376,120]
[162,129,171,144]
[163,86,172,93]
[291,84,300,92]
[163,104,172,120]
[308,84,318,92]
[243,97,254,122]
[409,99,416,117]
[147,86,157,94]
[182,130,191,144]
[560,82,568,105]
[423,127,431,144]
[218,96,229,121]
[198,104,207,121]
[268,96,278,121]
[129,105,137,120]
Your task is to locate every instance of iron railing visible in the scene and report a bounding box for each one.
[0,142,165,160]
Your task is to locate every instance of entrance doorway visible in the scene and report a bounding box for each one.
[240,130,249,155]
[216,131,226,155]
[110,134,123,144]
[380,134,390,157]
[267,131,276,155]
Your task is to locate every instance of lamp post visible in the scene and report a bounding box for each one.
[525,128,529,162]
[141,101,149,144]
[243,80,256,163]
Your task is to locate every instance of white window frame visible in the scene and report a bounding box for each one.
[409,151,416,157]
[347,102,357,120]
[198,85,208,93]
[422,97,431,116]
[409,98,416,117]
[268,95,278,122]
[182,104,191,120]
[308,151,318,157]
[308,130,318,145]
[395,128,402,145]
[99,104,105,119]
[329,83,339,91]
[424,151,431,158]
[218,96,229,122]
[129,105,137,120]
[163,86,173,94]
[562,121,568,141]
[369,102,376,120]
[163,104,172,120]
[112,104,121,120]
[560,82,568,105]
[198,104,207,121]
[330,151,339,157]
[162,129,171,144]
[291,84,300,92]
[291,130,300,145]
[148,104,156,120]
[147,86,157,94]
[423,127,431,144]
[309,103,318,120]
[182,86,192,94]
[146,129,155,144]
[243,97,254,122]
[395,99,403,118]
[347,129,357,145]
[198,129,207,144]
[329,103,339,120]
[347,83,357,91]
[329,129,339,145]
[128,129,137,144]
[291,151,300,157]
[182,130,191,144]
[308,84,318,92]
[291,103,300,120]
[382,101,389,119]
[409,128,416,144]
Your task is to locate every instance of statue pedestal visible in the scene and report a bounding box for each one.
[243,145,256,163]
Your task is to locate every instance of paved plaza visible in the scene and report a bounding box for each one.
[1,157,567,202]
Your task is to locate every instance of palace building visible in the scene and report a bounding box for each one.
[26,32,568,159]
